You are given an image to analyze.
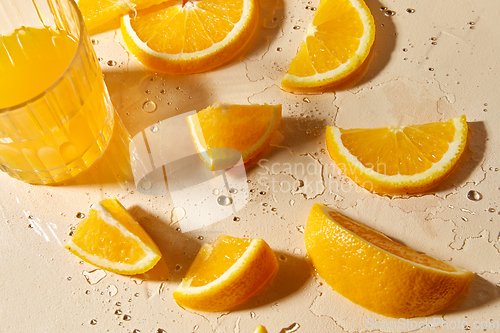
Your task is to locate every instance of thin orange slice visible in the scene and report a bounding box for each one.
[121,0,259,74]
[281,0,375,91]
[65,198,162,275]
[173,235,278,312]
[326,115,468,195]
[305,203,473,318]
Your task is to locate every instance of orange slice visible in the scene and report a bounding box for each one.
[121,0,259,74]
[65,198,162,275]
[281,0,375,91]
[77,0,167,35]
[305,203,473,318]
[252,325,268,333]
[173,235,278,312]
[325,115,468,195]
[187,102,282,169]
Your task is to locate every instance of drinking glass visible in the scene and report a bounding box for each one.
[0,0,114,184]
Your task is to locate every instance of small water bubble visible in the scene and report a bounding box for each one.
[250,311,256,318]
[83,269,107,285]
[157,329,166,333]
[467,190,483,201]
[406,8,415,13]
[403,48,408,52]
[431,41,437,45]
[262,203,268,207]
[133,330,141,333]
[276,47,282,52]
[139,179,152,191]
[229,188,238,194]
[198,236,204,240]
[282,323,300,332]
[380,6,387,11]
[279,254,287,261]
[271,207,277,212]
[293,25,300,30]
[233,216,240,222]
[303,97,311,103]
[142,100,157,113]
[488,208,496,213]
[428,67,434,71]
[85,290,90,295]
[90,319,97,325]
[150,124,160,133]
[384,10,396,16]
[430,37,437,41]
[289,199,295,206]
[98,57,103,62]
[160,89,167,94]
[67,276,72,281]
[76,212,85,219]
[461,216,469,222]
[91,38,99,45]
[171,207,186,223]
[69,230,74,236]
[260,191,266,195]
[217,195,233,206]
[123,314,131,321]
[107,60,117,66]
[296,225,305,233]
[115,310,122,315]
[175,264,182,271]
[116,302,121,306]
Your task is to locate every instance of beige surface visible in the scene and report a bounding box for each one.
[1,0,500,332]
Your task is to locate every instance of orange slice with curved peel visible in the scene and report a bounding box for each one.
[326,115,468,195]
[173,234,278,312]
[121,0,259,74]
[65,198,162,275]
[305,203,473,318]
[281,0,375,91]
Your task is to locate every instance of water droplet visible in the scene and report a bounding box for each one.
[250,311,256,318]
[150,124,159,133]
[115,310,122,315]
[107,60,117,66]
[380,6,387,11]
[145,89,151,94]
[133,330,141,333]
[108,284,118,297]
[293,25,300,30]
[198,236,204,240]
[67,276,72,281]
[406,8,415,13]
[212,189,220,196]
[281,323,300,332]
[431,41,437,45]
[91,39,99,45]
[488,208,496,213]
[83,269,107,285]
[229,188,238,194]
[171,207,186,223]
[289,199,295,206]
[90,319,97,325]
[139,179,152,191]
[262,203,268,207]
[175,264,182,271]
[296,225,305,233]
[303,97,310,103]
[403,48,408,52]
[217,195,233,206]
[428,67,434,71]
[160,89,166,94]
[276,47,282,52]
[279,254,287,261]
[123,314,131,321]
[461,216,469,222]
[116,301,121,306]
[233,216,240,222]
[76,212,85,219]
[467,190,483,201]
[142,100,157,113]
[260,191,266,195]
[85,290,90,295]
[157,329,166,333]
[271,207,277,212]
[134,292,139,297]
[384,10,396,16]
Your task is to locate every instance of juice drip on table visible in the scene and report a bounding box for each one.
[0,27,114,184]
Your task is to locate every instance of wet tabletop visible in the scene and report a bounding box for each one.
[1,0,500,332]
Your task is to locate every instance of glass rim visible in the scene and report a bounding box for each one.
[0,0,88,113]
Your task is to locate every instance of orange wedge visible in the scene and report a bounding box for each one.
[65,198,162,275]
[187,102,281,169]
[173,235,278,312]
[121,0,259,74]
[325,115,468,195]
[305,203,473,318]
[281,0,375,91]
[77,0,167,35]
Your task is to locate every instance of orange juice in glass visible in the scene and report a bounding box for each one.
[0,0,114,184]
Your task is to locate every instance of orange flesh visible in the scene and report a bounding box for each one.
[71,209,146,264]
[339,119,456,176]
[189,235,251,287]
[328,211,456,272]
[130,0,243,54]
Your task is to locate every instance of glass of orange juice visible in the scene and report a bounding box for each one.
[0,0,114,184]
